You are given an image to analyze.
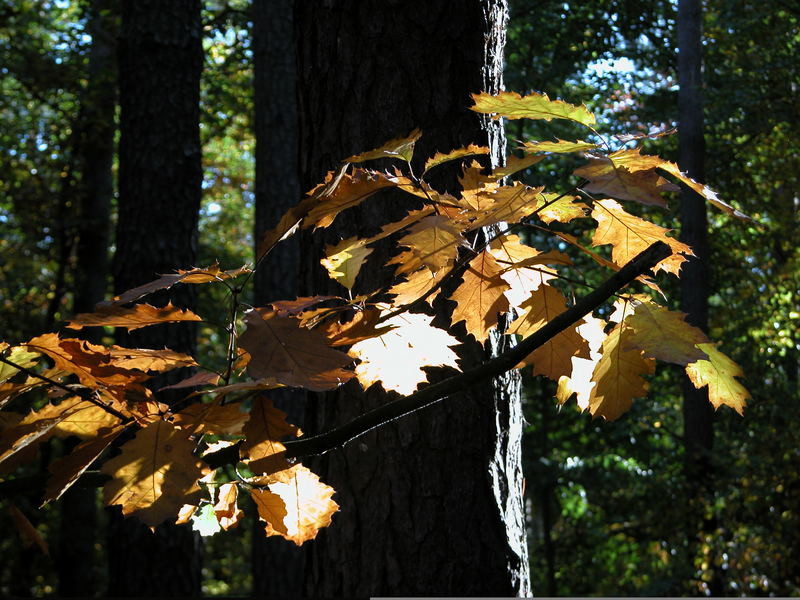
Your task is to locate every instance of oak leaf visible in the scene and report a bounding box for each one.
[106,347,198,372]
[396,214,466,274]
[0,345,41,383]
[623,301,709,365]
[591,199,693,276]
[349,311,460,395]
[521,139,598,154]
[302,169,395,230]
[574,157,675,207]
[537,193,590,224]
[251,464,338,546]
[110,264,248,305]
[556,315,607,410]
[344,129,421,163]
[489,235,557,308]
[449,250,510,343]
[317,308,397,347]
[470,90,596,126]
[588,318,655,421]
[213,482,244,530]
[320,237,373,290]
[101,420,208,528]
[66,302,202,331]
[43,424,125,504]
[387,267,445,307]
[685,343,750,415]
[174,399,247,435]
[238,309,354,392]
[423,144,490,174]
[241,397,301,475]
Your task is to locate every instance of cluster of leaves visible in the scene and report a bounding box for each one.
[0,91,751,545]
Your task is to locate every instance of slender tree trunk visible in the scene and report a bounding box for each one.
[678,0,720,594]
[250,0,305,595]
[58,0,117,595]
[296,1,529,596]
[107,1,203,595]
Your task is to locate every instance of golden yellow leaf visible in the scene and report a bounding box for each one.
[537,193,590,224]
[101,420,208,528]
[470,90,596,126]
[521,139,598,154]
[66,302,202,331]
[349,311,460,395]
[387,267,445,307]
[624,301,709,365]
[320,237,373,290]
[423,144,490,174]
[574,157,674,207]
[0,345,41,383]
[588,320,655,421]
[685,343,750,415]
[317,308,397,347]
[396,214,466,274]
[556,315,607,410]
[251,464,338,546]
[174,399,248,435]
[459,161,501,210]
[591,199,693,276]
[491,153,545,179]
[110,264,248,305]
[472,183,545,229]
[449,250,510,343]
[238,309,354,392]
[106,347,198,372]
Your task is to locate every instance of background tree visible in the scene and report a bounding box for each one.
[295,1,528,595]
[107,0,203,595]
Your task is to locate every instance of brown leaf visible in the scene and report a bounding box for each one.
[8,504,48,555]
[387,267,446,307]
[67,302,202,331]
[101,420,208,528]
[238,309,354,392]
[449,250,510,343]
[173,399,248,435]
[575,157,674,207]
[110,264,248,305]
[241,397,301,475]
[42,424,125,504]
[396,214,466,274]
[302,169,396,230]
[623,301,709,365]
[106,347,198,372]
[317,309,397,347]
[344,128,422,163]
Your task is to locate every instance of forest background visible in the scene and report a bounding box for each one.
[0,0,797,597]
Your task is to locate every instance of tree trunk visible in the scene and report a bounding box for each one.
[58,0,117,595]
[678,0,720,594]
[107,1,203,596]
[295,1,529,596]
[251,0,305,596]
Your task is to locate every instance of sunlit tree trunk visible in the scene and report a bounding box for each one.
[107,0,203,595]
[296,1,529,595]
[678,0,721,594]
[58,0,117,595]
[250,0,304,595]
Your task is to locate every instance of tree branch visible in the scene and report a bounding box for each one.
[283,241,672,460]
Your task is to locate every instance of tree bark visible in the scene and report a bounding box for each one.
[58,0,117,595]
[251,0,305,596]
[107,1,203,596]
[678,0,720,594]
[295,1,529,596]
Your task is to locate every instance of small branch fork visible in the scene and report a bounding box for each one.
[282,240,671,460]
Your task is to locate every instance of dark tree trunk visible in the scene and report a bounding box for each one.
[296,1,529,596]
[250,0,305,596]
[58,0,117,595]
[107,1,203,596]
[678,0,720,594]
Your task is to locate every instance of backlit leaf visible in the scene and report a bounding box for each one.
[396,214,466,274]
[423,144,490,173]
[624,301,709,365]
[470,91,596,126]
[520,139,598,154]
[302,169,395,230]
[66,302,202,331]
[591,199,693,276]
[251,464,338,546]
[101,420,207,528]
[320,237,373,290]
[241,397,301,475]
[349,311,460,395]
[449,250,510,343]
[344,129,422,163]
[686,343,750,415]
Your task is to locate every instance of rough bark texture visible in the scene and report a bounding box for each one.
[251,0,305,596]
[296,1,529,596]
[678,0,720,594]
[107,1,203,596]
[58,0,117,595]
